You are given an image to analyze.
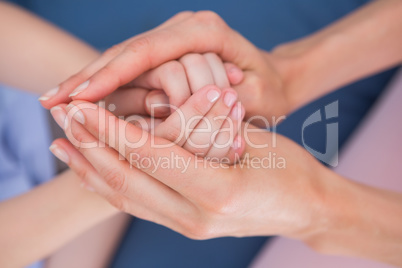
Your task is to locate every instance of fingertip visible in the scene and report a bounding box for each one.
[232,135,246,163]
[49,139,71,164]
[38,86,59,106]
[191,84,222,103]
[224,63,244,85]
[145,90,171,117]
[235,136,246,156]
[67,100,100,116]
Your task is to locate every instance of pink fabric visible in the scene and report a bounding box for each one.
[250,69,402,268]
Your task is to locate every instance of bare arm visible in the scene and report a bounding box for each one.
[45,212,130,268]
[0,3,129,267]
[0,170,121,267]
[271,0,402,110]
[0,2,98,94]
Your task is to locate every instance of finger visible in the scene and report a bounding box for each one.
[224,62,244,85]
[49,138,114,195]
[132,61,191,110]
[61,105,196,222]
[179,53,215,93]
[104,87,149,117]
[153,85,222,146]
[144,90,171,117]
[126,114,164,132]
[39,12,195,109]
[63,99,223,197]
[182,88,238,157]
[39,42,129,109]
[222,134,246,164]
[51,139,199,238]
[205,101,245,160]
[49,12,259,105]
[204,53,230,88]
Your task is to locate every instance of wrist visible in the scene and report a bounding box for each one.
[300,168,355,252]
[268,28,348,112]
[302,168,402,266]
[267,39,323,112]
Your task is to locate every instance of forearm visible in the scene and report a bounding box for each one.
[45,213,130,268]
[0,2,99,94]
[270,0,402,110]
[0,170,118,267]
[307,168,402,266]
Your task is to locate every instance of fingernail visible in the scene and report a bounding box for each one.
[207,88,220,103]
[231,136,242,150]
[49,144,69,164]
[66,104,85,124]
[146,91,170,116]
[69,80,89,97]
[80,181,96,192]
[230,103,245,120]
[230,103,240,119]
[50,106,67,129]
[227,65,244,85]
[73,109,85,124]
[39,86,59,101]
[229,66,242,75]
[224,91,237,107]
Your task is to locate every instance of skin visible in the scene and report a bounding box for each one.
[45,0,402,266]
[0,2,243,266]
[0,3,128,267]
[0,2,98,94]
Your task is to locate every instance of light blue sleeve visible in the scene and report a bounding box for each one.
[0,85,56,268]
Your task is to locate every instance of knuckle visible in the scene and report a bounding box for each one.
[180,53,205,66]
[193,11,224,28]
[102,167,127,192]
[177,10,195,17]
[104,44,124,58]
[161,61,185,77]
[127,36,153,54]
[171,11,195,21]
[161,122,184,143]
[73,166,92,184]
[190,101,208,117]
[125,36,154,68]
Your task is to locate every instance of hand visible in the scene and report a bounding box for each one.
[50,83,245,167]
[101,52,244,118]
[49,97,329,241]
[40,11,295,126]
